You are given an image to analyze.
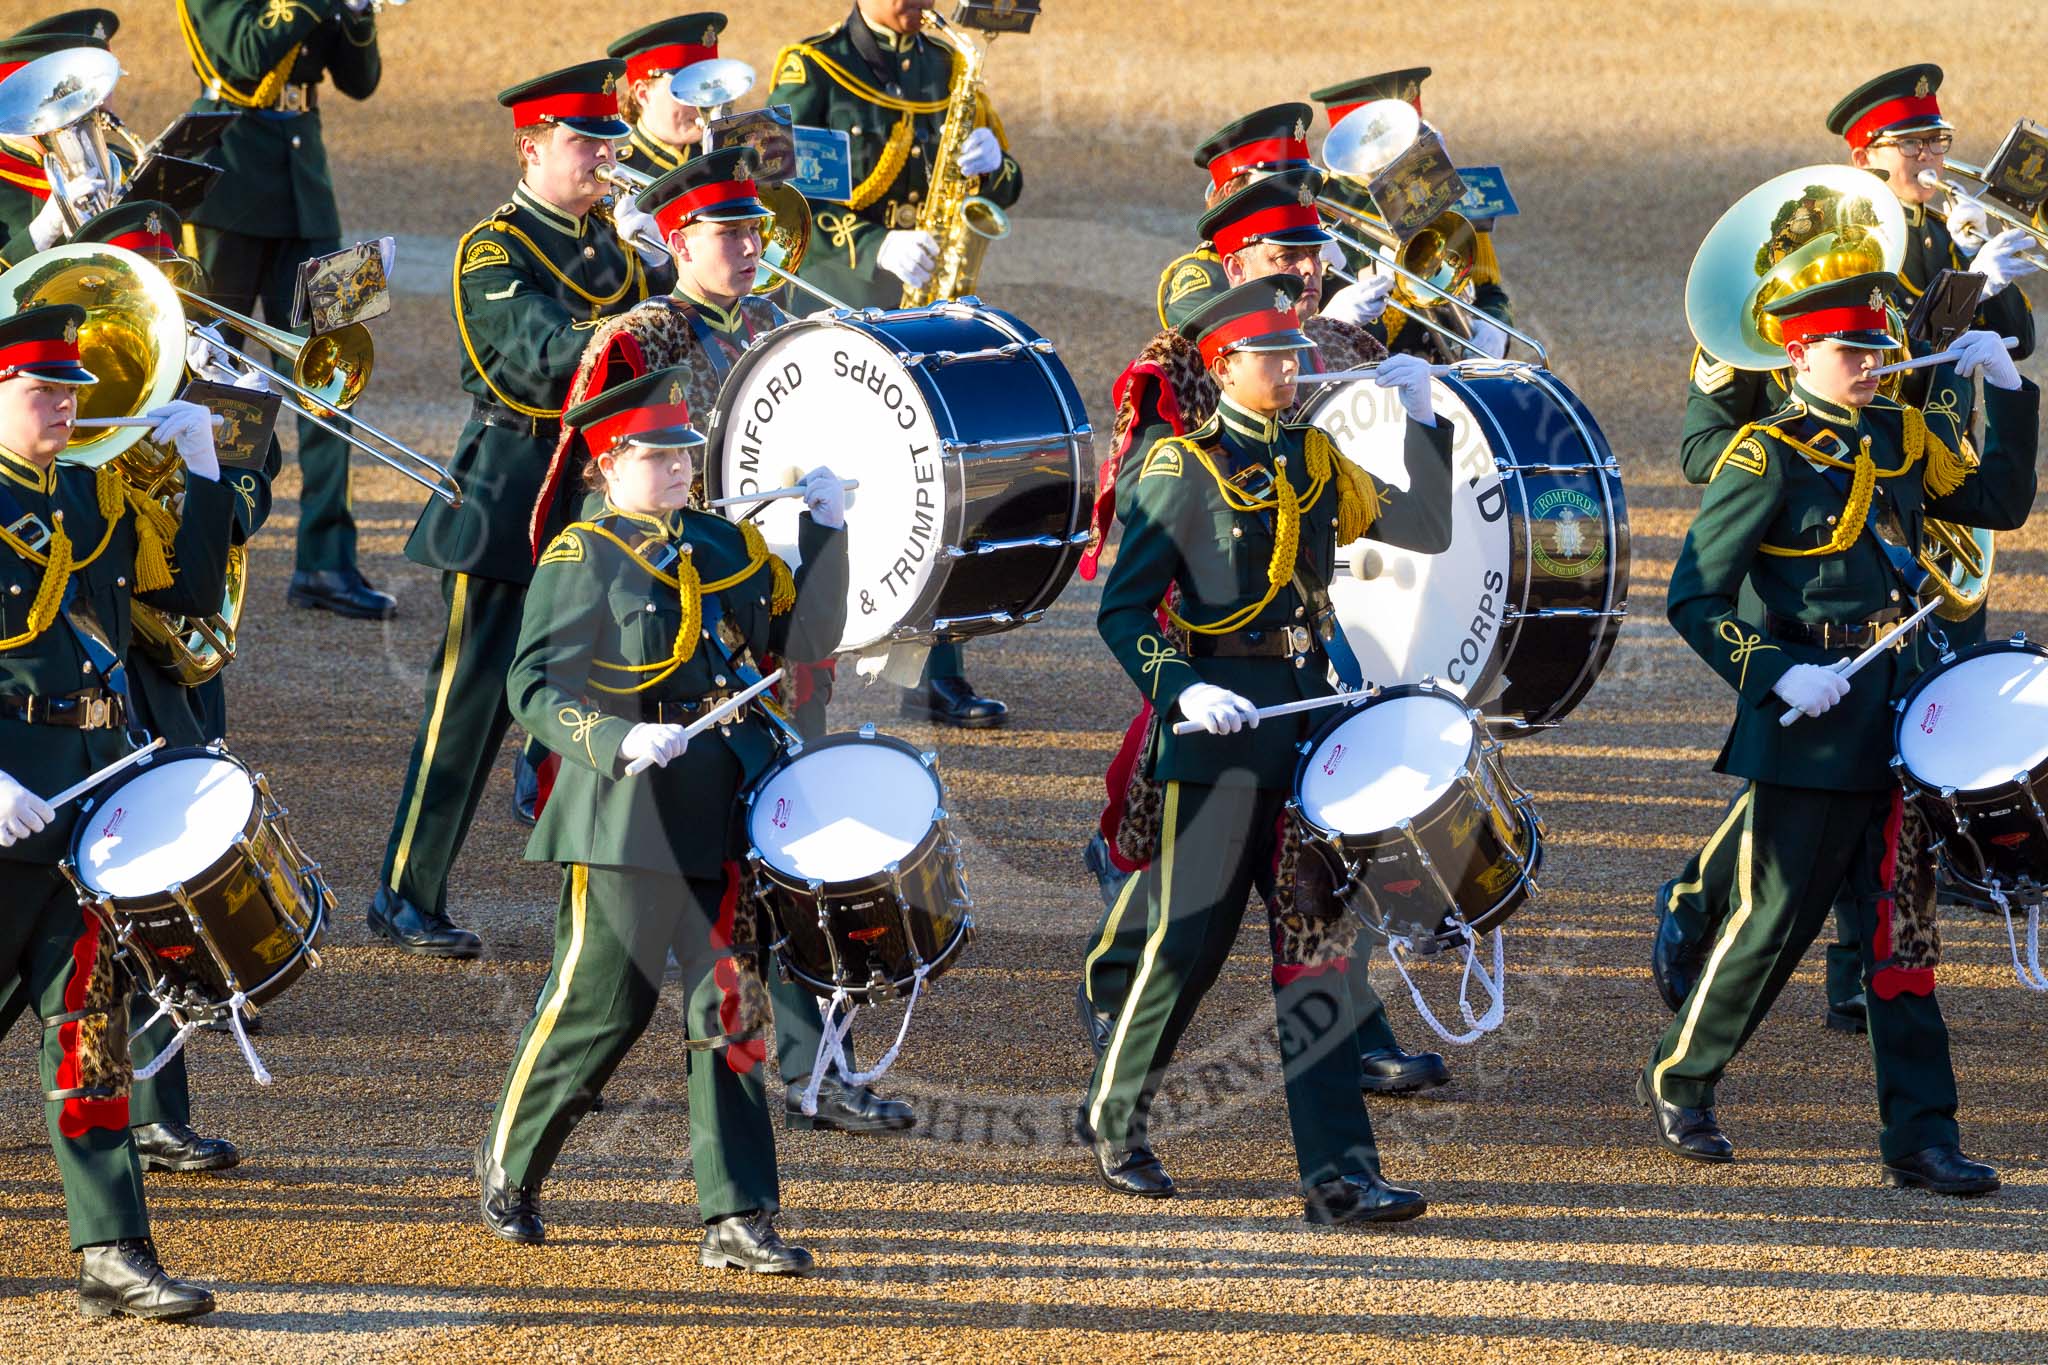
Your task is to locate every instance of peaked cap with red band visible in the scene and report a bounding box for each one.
[1311,66,1431,127]
[640,145,771,236]
[1764,272,1902,351]
[0,8,117,83]
[73,198,185,261]
[1192,103,1315,195]
[607,13,727,88]
[1181,274,1315,367]
[565,364,706,454]
[0,303,96,384]
[1826,64,1949,151]
[1197,167,1333,258]
[499,59,630,139]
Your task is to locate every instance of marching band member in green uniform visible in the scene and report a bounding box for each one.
[477,364,847,1274]
[609,13,726,178]
[1658,63,2038,1031]
[0,302,231,1317]
[527,147,915,1135]
[370,61,666,959]
[768,0,1022,727]
[1082,275,1452,1223]
[1643,274,2034,1194]
[0,10,122,267]
[176,0,395,619]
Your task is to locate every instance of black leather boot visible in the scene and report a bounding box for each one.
[700,1211,813,1274]
[1303,1171,1427,1225]
[904,675,1007,728]
[1075,982,1114,1058]
[785,1074,914,1133]
[1636,1070,1733,1162]
[1881,1144,2000,1196]
[286,568,397,620]
[133,1121,240,1174]
[1093,1138,1174,1197]
[1824,992,1869,1035]
[1651,895,1705,1013]
[1358,1047,1450,1095]
[367,887,481,959]
[77,1239,214,1320]
[475,1146,544,1245]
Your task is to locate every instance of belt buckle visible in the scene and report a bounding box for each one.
[6,513,50,554]
[278,84,308,114]
[1286,625,1312,656]
[85,697,109,729]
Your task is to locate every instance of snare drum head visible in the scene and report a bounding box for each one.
[749,740,942,883]
[713,321,947,653]
[73,754,253,898]
[1305,376,1511,698]
[1298,692,1476,835]
[1899,647,2048,792]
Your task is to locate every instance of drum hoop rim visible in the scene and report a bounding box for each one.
[67,742,262,897]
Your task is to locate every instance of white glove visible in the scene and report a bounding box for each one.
[957,127,1003,178]
[0,769,54,849]
[613,193,667,266]
[1177,683,1260,736]
[184,324,266,392]
[1321,273,1395,326]
[800,465,847,528]
[1318,239,1348,271]
[1772,662,1851,718]
[1467,315,1510,360]
[1944,196,1991,254]
[146,400,219,481]
[1373,352,1437,426]
[619,722,689,771]
[28,173,102,251]
[1950,328,2022,390]
[877,229,937,289]
[1971,227,2040,298]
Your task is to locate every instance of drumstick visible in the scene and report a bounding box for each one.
[47,738,166,808]
[1295,364,1456,385]
[707,478,860,509]
[623,668,785,775]
[1170,689,1369,737]
[1777,598,1942,728]
[1866,335,2018,379]
[74,415,227,428]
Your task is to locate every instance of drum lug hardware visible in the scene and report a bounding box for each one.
[920,750,937,767]
[859,722,878,739]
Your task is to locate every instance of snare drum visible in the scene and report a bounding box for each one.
[1894,636,2048,898]
[60,743,330,1024]
[742,727,972,1001]
[1304,364,1629,730]
[1289,682,1543,949]
[709,302,1094,655]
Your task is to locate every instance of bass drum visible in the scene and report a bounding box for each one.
[1302,364,1628,730]
[707,302,1094,655]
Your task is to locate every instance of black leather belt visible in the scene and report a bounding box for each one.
[0,690,128,729]
[1765,606,1906,651]
[470,398,560,440]
[616,691,743,724]
[1189,624,1322,660]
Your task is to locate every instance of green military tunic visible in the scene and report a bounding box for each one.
[1651,378,2039,1160]
[768,11,1023,310]
[1083,395,1454,1186]
[0,140,50,268]
[483,500,846,1217]
[615,123,693,179]
[377,184,664,922]
[0,443,233,1248]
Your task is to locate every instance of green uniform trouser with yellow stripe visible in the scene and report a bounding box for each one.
[485,864,779,1221]
[1651,782,1959,1162]
[1084,781,1380,1189]
[379,571,527,917]
[1661,788,1867,1011]
[4,868,150,1250]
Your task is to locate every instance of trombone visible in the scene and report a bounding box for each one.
[1915,165,2048,271]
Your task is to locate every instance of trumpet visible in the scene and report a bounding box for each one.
[596,161,846,312]
[1915,168,2048,271]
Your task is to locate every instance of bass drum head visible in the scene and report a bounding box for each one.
[1898,643,2048,793]
[1306,375,1513,702]
[748,738,942,884]
[1299,691,1476,837]
[73,751,252,899]
[712,320,951,653]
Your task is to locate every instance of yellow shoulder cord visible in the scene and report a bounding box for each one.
[0,467,129,648]
[576,521,790,694]
[176,0,302,110]
[1757,429,1901,558]
[1912,404,1973,497]
[1304,430,1380,542]
[451,222,646,420]
[772,42,949,213]
[1164,443,1305,636]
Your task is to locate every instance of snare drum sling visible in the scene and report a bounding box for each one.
[482,499,846,1220]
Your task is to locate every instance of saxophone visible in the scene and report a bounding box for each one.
[902,9,1012,307]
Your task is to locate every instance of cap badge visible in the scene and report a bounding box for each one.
[1292,119,1307,141]
[145,211,164,237]
[1297,183,1315,206]
[63,319,79,344]
[92,20,107,39]
[1273,287,1292,312]
[668,378,686,406]
[602,71,618,94]
[1869,285,1886,310]
[702,24,718,45]
[1403,81,1420,101]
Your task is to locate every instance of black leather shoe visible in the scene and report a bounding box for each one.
[1636,1070,1733,1162]
[475,1146,544,1245]
[133,1121,240,1174]
[1651,895,1704,1013]
[1359,1047,1450,1096]
[1075,982,1114,1059]
[286,568,397,620]
[77,1239,214,1321]
[511,749,541,827]
[1082,831,1131,912]
[1824,992,1869,1035]
[1881,1144,2000,1196]
[1094,1139,1174,1197]
[700,1210,813,1274]
[1303,1171,1427,1225]
[785,1074,915,1133]
[904,676,1008,728]
[367,887,481,960]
